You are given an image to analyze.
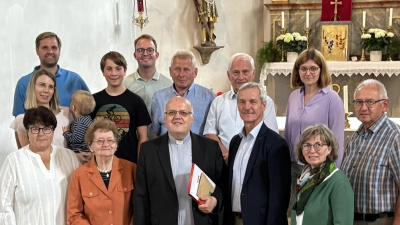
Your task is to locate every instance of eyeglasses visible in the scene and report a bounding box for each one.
[164,110,192,117]
[136,48,155,54]
[302,143,327,152]
[92,139,116,146]
[353,99,386,108]
[29,126,53,134]
[299,66,320,74]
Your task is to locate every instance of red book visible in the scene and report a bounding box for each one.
[187,163,216,205]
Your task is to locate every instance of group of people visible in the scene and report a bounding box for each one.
[0,31,398,225]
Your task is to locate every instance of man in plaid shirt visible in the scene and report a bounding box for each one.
[341,79,400,225]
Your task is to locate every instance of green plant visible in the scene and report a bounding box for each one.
[276,32,307,53]
[361,28,394,52]
[256,40,279,67]
[390,37,400,60]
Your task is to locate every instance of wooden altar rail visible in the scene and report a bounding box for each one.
[265,1,400,11]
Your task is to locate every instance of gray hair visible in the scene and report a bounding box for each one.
[227,53,255,71]
[170,50,197,68]
[237,82,266,103]
[354,79,388,99]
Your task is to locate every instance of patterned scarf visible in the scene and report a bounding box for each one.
[292,161,336,215]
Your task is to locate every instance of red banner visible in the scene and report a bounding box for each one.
[321,0,352,22]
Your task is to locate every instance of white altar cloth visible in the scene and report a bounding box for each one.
[260,61,400,81]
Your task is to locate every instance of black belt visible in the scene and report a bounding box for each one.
[233,212,242,219]
[354,212,394,222]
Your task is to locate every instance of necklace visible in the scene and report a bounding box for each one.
[97,166,112,177]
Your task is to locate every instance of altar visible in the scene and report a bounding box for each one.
[260,61,400,78]
[259,61,400,118]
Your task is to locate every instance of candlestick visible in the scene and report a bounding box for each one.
[389,8,393,26]
[306,10,309,28]
[345,112,352,129]
[304,28,311,49]
[362,11,366,28]
[280,28,287,62]
[387,26,394,61]
[360,27,367,61]
[281,11,285,29]
[343,85,348,113]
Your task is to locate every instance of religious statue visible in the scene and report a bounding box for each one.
[194,0,218,46]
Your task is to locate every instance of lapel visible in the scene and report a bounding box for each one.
[157,133,176,193]
[86,158,110,198]
[107,156,123,193]
[191,132,203,168]
[242,123,268,186]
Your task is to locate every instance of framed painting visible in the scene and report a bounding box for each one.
[321,25,348,61]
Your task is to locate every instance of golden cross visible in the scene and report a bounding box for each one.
[330,0,342,21]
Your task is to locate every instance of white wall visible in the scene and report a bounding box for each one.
[0,0,264,167]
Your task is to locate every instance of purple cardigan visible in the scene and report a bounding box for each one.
[284,86,345,167]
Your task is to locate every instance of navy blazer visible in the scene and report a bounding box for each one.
[224,123,291,225]
[134,132,224,225]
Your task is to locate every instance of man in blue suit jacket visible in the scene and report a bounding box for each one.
[224,82,291,225]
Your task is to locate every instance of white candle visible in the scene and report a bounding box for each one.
[306,10,309,28]
[343,85,348,113]
[362,11,366,28]
[389,8,393,26]
[281,11,285,29]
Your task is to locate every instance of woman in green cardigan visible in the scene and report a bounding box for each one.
[291,124,354,225]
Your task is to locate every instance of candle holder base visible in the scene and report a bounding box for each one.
[345,112,353,129]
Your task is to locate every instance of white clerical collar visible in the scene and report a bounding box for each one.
[168,132,191,145]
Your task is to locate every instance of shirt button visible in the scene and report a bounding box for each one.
[124,188,127,191]
[89,192,93,196]
[109,211,112,214]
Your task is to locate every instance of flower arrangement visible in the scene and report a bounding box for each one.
[361,28,394,52]
[276,32,308,53]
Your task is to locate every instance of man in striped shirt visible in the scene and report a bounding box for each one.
[341,79,400,225]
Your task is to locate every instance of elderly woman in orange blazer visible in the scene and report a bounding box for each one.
[67,117,136,225]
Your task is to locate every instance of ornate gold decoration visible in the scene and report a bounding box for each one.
[321,25,348,61]
[133,12,149,30]
[280,28,287,62]
[387,26,393,61]
[345,112,352,129]
[304,28,312,49]
[360,27,367,61]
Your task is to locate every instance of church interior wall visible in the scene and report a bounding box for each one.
[0,0,265,167]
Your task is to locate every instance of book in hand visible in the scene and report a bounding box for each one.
[188,163,216,205]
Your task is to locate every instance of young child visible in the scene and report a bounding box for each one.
[90,51,151,164]
[63,90,95,163]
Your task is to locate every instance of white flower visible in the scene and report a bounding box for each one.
[361,34,371,39]
[375,31,385,38]
[302,36,308,41]
[295,36,303,41]
[368,28,375,33]
[292,32,301,37]
[276,35,285,41]
[387,32,394,38]
[283,36,293,43]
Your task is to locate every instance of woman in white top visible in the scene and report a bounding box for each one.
[0,106,81,225]
[10,69,73,148]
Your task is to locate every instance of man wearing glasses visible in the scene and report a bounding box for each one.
[135,96,224,225]
[150,50,215,136]
[124,34,172,138]
[341,79,400,225]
